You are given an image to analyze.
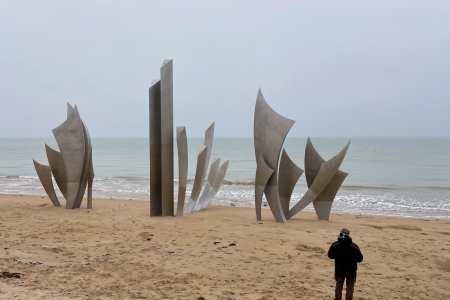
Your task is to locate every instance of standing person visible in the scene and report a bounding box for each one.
[328,228,363,300]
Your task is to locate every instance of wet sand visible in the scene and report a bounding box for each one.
[0,194,449,299]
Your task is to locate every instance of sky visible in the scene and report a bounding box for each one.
[0,0,449,138]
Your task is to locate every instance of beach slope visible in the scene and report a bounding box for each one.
[0,194,449,299]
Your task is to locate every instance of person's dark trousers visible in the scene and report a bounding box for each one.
[335,274,356,300]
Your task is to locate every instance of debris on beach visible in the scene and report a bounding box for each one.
[0,272,22,279]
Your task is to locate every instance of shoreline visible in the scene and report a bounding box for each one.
[1,192,448,222]
[1,194,449,299]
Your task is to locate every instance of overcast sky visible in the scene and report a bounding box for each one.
[0,0,449,138]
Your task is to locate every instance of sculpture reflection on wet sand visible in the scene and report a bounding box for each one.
[254,89,349,223]
[33,103,94,209]
[149,59,228,217]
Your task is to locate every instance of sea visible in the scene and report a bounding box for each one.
[0,137,449,220]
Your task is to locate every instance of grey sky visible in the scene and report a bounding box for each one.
[0,0,449,138]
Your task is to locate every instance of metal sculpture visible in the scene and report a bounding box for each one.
[186,122,214,213]
[33,103,94,209]
[149,59,174,216]
[194,159,229,211]
[149,60,228,217]
[33,160,61,207]
[278,149,303,217]
[176,126,188,217]
[287,140,349,220]
[254,90,294,223]
[195,158,221,211]
[253,89,349,222]
[180,122,229,215]
[304,138,349,220]
[187,144,208,213]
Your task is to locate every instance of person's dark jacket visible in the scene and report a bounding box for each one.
[328,235,363,278]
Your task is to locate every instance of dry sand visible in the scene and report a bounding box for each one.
[0,194,449,299]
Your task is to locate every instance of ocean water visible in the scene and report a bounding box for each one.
[0,137,449,220]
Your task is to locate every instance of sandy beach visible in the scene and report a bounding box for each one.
[0,194,449,299]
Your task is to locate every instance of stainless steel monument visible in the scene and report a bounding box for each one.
[33,103,94,209]
[180,122,229,215]
[150,60,228,217]
[149,59,174,216]
[254,89,349,222]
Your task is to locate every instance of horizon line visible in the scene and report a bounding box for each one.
[1,135,449,139]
